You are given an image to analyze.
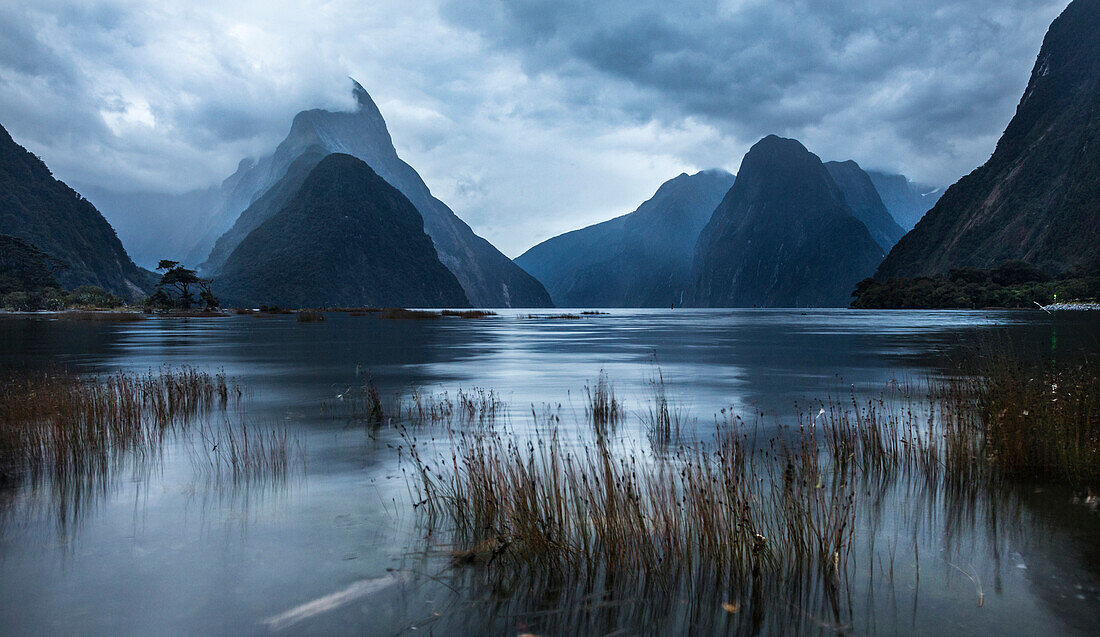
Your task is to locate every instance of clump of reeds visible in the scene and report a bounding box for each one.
[257,305,293,315]
[296,311,325,322]
[376,308,443,320]
[580,310,609,315]
[523,313,582,319]
[960,349,1099,486]
[0,369,238,482]
[644,366,685,445]
[191,420,301,488]
[584,370,622,433]
[441,310,497,318]
[331,380,504,429]
[407,417,856,598]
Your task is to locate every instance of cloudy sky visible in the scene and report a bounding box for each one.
[0,0,1067,256]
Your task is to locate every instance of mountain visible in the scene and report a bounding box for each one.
[876,0,1100,280]
[201,145,329,274]
[214,153,470,309]
[89,80,552,307]
[824,161,906,251]
[864,171,942,231]
[515,170,735,307]
[689,136,884,307]
[0,124,151,298]
[78,184,223,270]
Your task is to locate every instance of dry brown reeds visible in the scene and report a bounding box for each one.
[584,370,622,433]
[402,345,1097,631]
[441,310,498,318]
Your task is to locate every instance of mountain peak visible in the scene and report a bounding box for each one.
[349,77,384,120]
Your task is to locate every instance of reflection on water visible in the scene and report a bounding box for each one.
[0,309,1097,634]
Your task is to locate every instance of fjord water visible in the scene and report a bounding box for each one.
[0,309,1098,635]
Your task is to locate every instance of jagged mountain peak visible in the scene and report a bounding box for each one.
[196,79,552,307]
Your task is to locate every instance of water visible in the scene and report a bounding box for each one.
[0,309,1097,635]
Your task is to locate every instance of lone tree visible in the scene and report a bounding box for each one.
[149,260,219,310]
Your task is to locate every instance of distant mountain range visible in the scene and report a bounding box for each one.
[215,154,470,309]
[690,136,884,307]
[0,124,151,298]
[27,6,1099,313]
[515,170,735,307]
[87,81,552,308]
[876,0,1100,281]
[864,171,942,231]
[518,141,930,307]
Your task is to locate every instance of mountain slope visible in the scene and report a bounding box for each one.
[0,124,151,298]
[864,171,941,231]
[690,136,884,307]
[515,170,735,307]
[214,154,470,309]
[876,0,1100,279]
[824,161,905,252]
[201,145,329,274]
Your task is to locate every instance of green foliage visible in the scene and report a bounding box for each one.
[851,260,1099,308]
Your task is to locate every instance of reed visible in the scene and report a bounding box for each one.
[328,379,503,429]
[584,371,622,433]
[523,313,582,319]
[296,310,325,322]
[0,368,237,484]
[375,308,442,320]
[441,310,498,318]
[407,417,857,602]
[191,420,300,487]
[404,346,1096,631]
[961,349,1099,486]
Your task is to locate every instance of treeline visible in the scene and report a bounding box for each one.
[851,260,1099,309]
[1,234,217,312]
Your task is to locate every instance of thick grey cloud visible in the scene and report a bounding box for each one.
[0,0,1067,256]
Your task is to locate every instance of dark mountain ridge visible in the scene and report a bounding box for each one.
[876,0,1100,280]
[824,160,906,252]
[214,153,470,309]
[690,135,884,307]
[515,169,735,307]
[0,124,151,298]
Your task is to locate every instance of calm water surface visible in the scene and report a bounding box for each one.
[0,309,1097,635]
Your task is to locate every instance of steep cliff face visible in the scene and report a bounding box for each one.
[876,0,1100,279]
[515,170,735,307]
[201,145,329,275]
[824,161,905,252]
[690,136,883,307]
[864,171,941,231]
[215,154,470,309]
[0,124,151,298]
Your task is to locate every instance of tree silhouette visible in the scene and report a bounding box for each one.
[150,261,219,310]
